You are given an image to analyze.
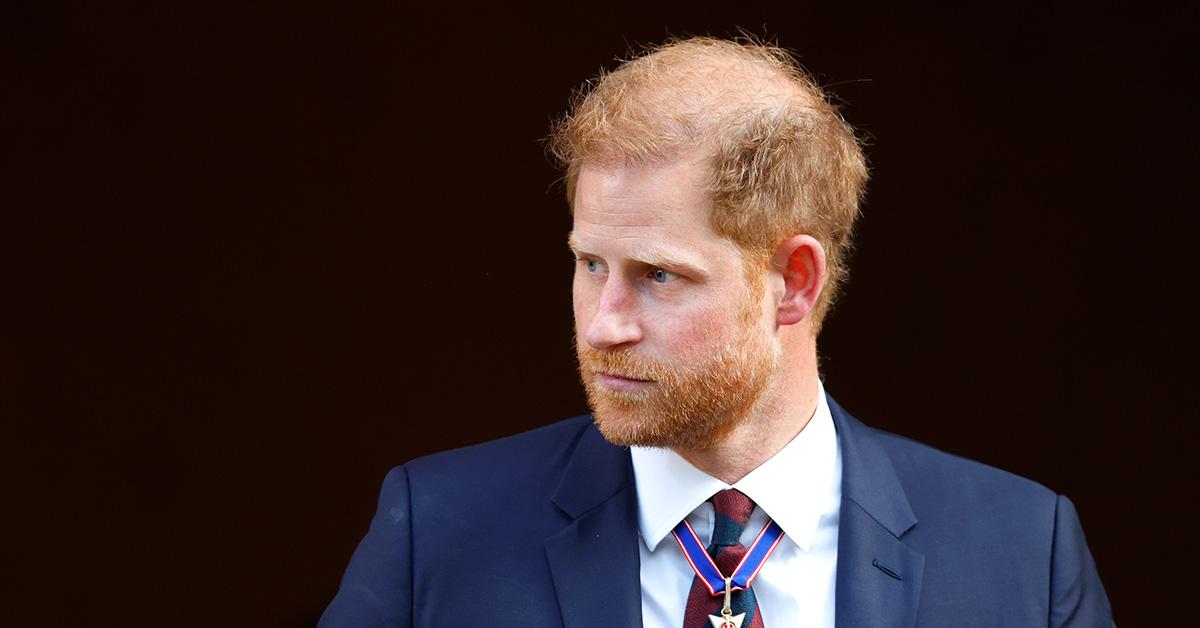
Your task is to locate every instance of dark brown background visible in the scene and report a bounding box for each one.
[5,1,1195,626]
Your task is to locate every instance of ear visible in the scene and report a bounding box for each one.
[772,234,827,327]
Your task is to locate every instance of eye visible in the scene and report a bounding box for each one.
[650,268,678,283]
[580,258,605,273]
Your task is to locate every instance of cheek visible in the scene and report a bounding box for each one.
[654,302,729,353]
[571,296,586,333]
[571,276,593,331]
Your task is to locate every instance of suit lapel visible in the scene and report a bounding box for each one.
[829,396,925,628]
[545,423,643,628]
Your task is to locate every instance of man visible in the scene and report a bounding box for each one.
[320,37,1113,627]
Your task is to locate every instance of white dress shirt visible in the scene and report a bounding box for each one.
[630,382,842,628]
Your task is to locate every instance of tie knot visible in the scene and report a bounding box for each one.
[709,489,754,548]
[711,489,754,523]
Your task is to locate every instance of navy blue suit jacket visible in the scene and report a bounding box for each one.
[320,396,1113,627]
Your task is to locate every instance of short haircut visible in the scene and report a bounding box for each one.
[548,36,869,331]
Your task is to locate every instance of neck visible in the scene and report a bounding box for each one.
[674,336,821,484]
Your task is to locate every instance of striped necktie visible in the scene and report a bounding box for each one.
[681,489,766,628]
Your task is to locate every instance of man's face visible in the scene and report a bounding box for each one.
[570,156,781,451]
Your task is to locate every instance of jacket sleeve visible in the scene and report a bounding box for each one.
[318,465,414,628]
[1049,494,1115,627]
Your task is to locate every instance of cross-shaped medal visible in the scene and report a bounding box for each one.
[708,611,746,628]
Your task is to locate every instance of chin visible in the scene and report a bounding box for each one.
[590,406,653,447]
[590,403,742,451]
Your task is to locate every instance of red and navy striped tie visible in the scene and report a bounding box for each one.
[681,489,767,628]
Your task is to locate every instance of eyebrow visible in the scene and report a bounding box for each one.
[567,232,710,279]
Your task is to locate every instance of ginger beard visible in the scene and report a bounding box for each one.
[575,279,781,451]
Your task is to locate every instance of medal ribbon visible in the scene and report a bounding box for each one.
[670,516,786,596]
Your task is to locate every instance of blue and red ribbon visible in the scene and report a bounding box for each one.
[670,516,786,596]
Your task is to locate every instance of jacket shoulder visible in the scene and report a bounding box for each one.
[863,423,1063,595]
[853,422,1112,623]
[405,414,593,476]
[400,415,597,514]
[869,425,1057,509]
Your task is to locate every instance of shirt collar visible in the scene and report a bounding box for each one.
[630,381,839,553]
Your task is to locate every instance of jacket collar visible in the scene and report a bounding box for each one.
[550,421,635,519]
[545,421,643,628]
[828,395,925,628]
[829,395,918,537]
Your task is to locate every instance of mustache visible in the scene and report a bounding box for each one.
[576,345,667,382]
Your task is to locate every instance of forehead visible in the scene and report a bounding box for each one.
[570,158,741,264]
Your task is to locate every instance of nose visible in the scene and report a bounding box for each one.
[583,278,643,349]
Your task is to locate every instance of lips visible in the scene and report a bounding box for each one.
[596,371,652,382]
[594,371,655,391]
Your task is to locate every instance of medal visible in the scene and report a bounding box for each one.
[710,611,745,628]
[709,613,745,628]
[710,612,745,627]
[671,517,785,626]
